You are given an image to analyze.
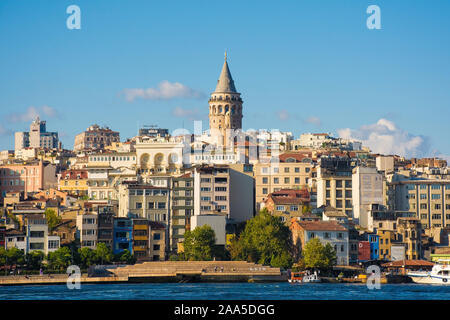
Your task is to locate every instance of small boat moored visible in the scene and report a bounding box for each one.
[408,259,450,285]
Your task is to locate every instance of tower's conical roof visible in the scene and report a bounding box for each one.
[215,53,237,93]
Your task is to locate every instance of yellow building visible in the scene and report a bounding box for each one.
[254,152,313,210]
[132,219,150,261]
[377,229,394,261]
[58,169,88,196]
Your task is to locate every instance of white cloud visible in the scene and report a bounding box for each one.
[172,107,202,120]
[305,116,321,126]
[123,81,204,102]
[8,106,58,123]
[276,110,290,121]
[337,118,431,158]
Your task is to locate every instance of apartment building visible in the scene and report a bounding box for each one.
[389,178,450,230]
[317,157,356,217]
[149,221,166,261]
[118,182,171,255]
[263,188,310,224]
[76,213,98,249]
[4,229,26,251]
[58,169,88,196]
[290,220,349,265]
[193,165,253,223]
[113,217,133,255]
[97,205,114,248]
[0,160,57,199]
[132,218,150,261]
[74,124,120,151]
[396,217,422,260]
[254,153,313,210]
[26,222,60,255]
[15,117,59,153]
[352,166,384,228]
[170,174,194,252]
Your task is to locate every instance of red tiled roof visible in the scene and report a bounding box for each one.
[266,188,310,205]
[279,152,313,163]
[293,220,347,232]
[381,260,434,268]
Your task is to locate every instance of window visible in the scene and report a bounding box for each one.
[290,205,298,211]
[420,184,427,190]
[200,187,211,192]
[295,167,300,173]
[309,232,315,238]
[420,204,427,209]
[158,202,166,209]
[337,233,343,239]
[345,180,352,188]
[435,204,442,210]
[153,233,161,240]
[431,184,441,190]
[295,177,300,184]
[262,167,269,174]
[135,202,142,209]
[284,177,290,184]
[276,205,285,211]
[274,178,279,184]
[201,196,211,201]
[262,188,268,194]
[30,231,44,238]
[215,187,227,192]
[336,180,342,188]
[324,232,330,239]
[201,178,211,183]
[431,194,441,200]
[284,167,289,173]
[326,180,330,188]
[215,196,227,201]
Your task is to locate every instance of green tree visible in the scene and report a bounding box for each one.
[47,247,72,271]
[78,247,96,269]
[301,238,337,270]
[26,251,45,270]
[115,249,136,264]
[183,225,216,261]
[44,208,62,233]
[229,210,293,269]
[94,243,113,265]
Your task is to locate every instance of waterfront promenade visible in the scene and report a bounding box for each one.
[0,261,285,286]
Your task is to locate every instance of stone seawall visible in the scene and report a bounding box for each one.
[0,261,287,286]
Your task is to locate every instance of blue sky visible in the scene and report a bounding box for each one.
[0,0,449,158]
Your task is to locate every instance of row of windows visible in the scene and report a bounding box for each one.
[309,232,345,239]
[262,177,309,184]
[0,168,38,176]
[90,156,135,162]
[276,205,299,211]
[135,202,167,209]
[129,189,168,196]
[260,167,311,174]
[325,180,352,188]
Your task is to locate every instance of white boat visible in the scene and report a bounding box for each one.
[302,271,321,283]
[408,259,450,284]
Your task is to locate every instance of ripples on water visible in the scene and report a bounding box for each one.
[1,283,450,300]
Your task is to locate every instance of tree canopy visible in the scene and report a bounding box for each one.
[299,237,337,270]
[47,247,72,271]
[182,225,216,261]
[44,208,62,232]
[229,210,293,269]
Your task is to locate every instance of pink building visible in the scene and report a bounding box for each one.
[0,161,45,199]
